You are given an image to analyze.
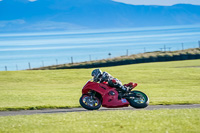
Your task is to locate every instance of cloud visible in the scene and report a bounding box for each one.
[113,0,200,6]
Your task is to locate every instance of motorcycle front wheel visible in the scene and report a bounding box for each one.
[79,94,102,110]
[127,90,149,108]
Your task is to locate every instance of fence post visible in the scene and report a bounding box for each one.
[199,41,200,48]
[16,65,18,71]
[164,45,166,52]
[56,59,58,65]
[5,66,7,71]
[42,61,44,67]
[182,43,184,50]
[89,55,91,61]
[71,57,73,64]
[28,62,31,69]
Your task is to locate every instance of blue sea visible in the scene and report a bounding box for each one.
[0,25,200,71]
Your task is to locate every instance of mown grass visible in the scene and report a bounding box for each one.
[0,108,199,133]
[0,59,200,111]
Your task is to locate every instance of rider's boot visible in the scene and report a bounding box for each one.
[118,86,128,99]
[121,86,129,97]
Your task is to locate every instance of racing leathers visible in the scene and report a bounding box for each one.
[98,71,128,93]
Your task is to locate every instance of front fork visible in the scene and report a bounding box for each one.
[88,90,96,99]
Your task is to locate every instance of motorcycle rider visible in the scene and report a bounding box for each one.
[91,68,134,94]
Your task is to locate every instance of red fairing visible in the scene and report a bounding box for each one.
[102,89,129,108]
[82,81,129,108]
[82,81,107,96]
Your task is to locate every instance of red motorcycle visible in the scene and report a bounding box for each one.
[79,79,149,110]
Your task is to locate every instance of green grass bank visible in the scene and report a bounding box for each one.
[0,59,200,111]
[33,48,200,70]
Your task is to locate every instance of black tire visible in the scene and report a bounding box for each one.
[79,94,102,110]
[127,90,149,108]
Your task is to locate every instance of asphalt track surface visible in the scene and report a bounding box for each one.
[0,104,199,116]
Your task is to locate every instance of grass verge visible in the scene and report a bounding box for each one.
[0,108,199,133]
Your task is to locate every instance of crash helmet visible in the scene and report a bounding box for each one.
[91,69,102,82]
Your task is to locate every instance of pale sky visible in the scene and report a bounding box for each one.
[113,0,200,6]
[1,0,200,5]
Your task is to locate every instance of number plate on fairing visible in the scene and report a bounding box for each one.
[121,99,127,103]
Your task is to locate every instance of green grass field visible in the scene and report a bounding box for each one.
[0,108,199,133]
[0,59,200,111]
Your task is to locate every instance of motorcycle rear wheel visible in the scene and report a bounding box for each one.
[79,94,102,110]
[127,90,149,108]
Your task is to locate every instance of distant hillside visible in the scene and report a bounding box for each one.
[31,48,200,70]
[0,0,200,32]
